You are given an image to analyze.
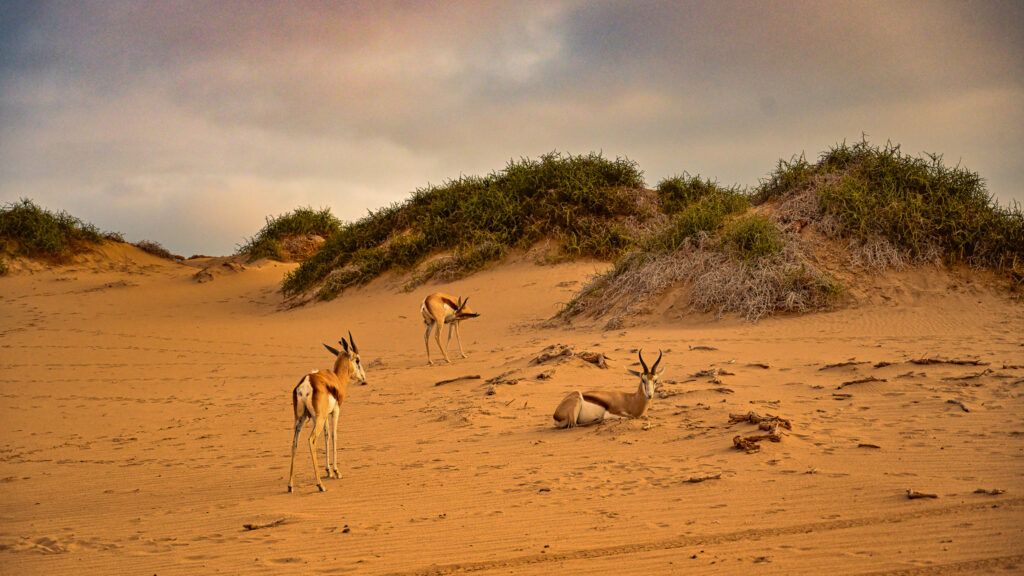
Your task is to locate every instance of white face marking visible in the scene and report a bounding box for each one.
[641,374,656,399]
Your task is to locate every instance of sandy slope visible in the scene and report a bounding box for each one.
[1,243,1022,575]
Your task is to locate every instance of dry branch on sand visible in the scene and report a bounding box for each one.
[906,490,938,500]
[530,344,611,368]
[837,376,887,389]
[685,472,722,483]
[910,357,988,366]
[820,360,870,370]
[730,412,791,453]
[947,399,970,412]
[974,488,1006,495]
[434,375,482,386]
[942,369,993,381]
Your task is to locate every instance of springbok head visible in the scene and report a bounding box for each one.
[627,349,664,399]
[323,331,367,385]
[455,296,480,320]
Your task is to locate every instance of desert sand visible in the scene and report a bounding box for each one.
[1,242,1022,575]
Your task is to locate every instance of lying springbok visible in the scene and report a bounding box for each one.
[421,292,480,365]
[552,350,665,429]
[288,332,366,493]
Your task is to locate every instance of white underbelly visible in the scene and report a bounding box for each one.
[577,400,607,425]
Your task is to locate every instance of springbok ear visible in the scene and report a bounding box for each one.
[626,368,642,377]
[323,343,340,356]
[656,366,666,376]
[348,330,358,354]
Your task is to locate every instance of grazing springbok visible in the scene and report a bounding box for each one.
[288,332,366,493]
[421,292,480,365]
[552,350,665,429]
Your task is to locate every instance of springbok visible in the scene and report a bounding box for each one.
[288,332,366,493]
[552,350,665,429]
[421,292,480,365]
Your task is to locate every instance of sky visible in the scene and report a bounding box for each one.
[1,1,1022,257]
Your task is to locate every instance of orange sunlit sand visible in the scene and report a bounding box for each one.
[2,241,1022,574]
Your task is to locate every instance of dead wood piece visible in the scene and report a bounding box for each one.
[686,472,722,483]
[688,345,719,351]
[747,363,771,369]
[832,393,853,400]
[536,370,555,380]
[910,357,988,366]
[710,387,735,394]
[531,345,574,364]
[973,488,1006,495]
[857,443,882,449]
[434,374,482,386]
[874,361,894,368]
[906,489,938,500]
[243,517,287,531]
[946,399,970,412]
[837,376,888,389]
[729,411,792,430]
[576,351,610,368]
[733,433,780,453]
[486,370,519,385]
[820,360,870,371]
[942,369,993,381]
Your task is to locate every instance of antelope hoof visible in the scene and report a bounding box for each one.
[287,485,293,493]
[317,483,326,492]
[330,469,340,478]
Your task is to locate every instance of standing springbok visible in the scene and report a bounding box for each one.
[552,350,665,429]
[288,332,366,493]
[421,292,480,365]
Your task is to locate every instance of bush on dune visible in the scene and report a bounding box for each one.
[283,151,649,299]
[0,199,120,270]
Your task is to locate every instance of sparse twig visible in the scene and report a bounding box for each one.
[434,375,481,386]
[837,376,887,389]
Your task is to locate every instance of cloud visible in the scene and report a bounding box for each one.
[1,1,1022,255]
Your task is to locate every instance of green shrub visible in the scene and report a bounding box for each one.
[0,198,109,260]
[657,174,740,214]
[723,215,784,262]
[646,189,750,252]
[237,206,341,261]
[284,151,648,298]
[755,139,1024,271]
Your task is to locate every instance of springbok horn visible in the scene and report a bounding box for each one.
[348,330,358,354]
[652,349,663,372]
[323,343,340,356]
[338,338,349,352]
[639,349,649,373]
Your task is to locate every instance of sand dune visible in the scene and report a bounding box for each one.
[1,243,1022,575]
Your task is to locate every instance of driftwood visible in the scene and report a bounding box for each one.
[729,412,792,430]
[837,376,888,389]
[974,488,1005,495]
[946,399,970,412]
[576,351,610,368]
[730,412,790,453]
[910,357,988,366]
[531,345,610,368]
[820,360,870,370]
[906,489,938,500]
[942,369,993,381]
[434,374,482,386]
[732,433,781,453]
[243,517,287,531]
